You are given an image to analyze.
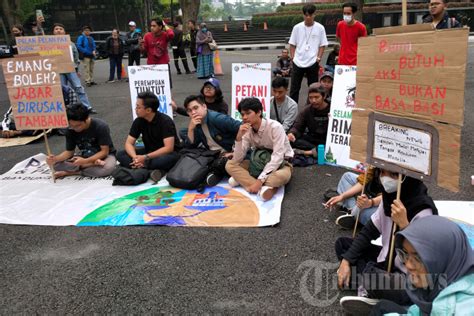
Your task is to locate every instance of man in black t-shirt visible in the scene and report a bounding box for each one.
[117,91,180,177]
[46,104,117,178]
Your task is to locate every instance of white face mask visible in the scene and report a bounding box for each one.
[380,176,398,193]
[343,15,353,23]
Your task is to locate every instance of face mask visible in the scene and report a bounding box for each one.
[201,28,207,32]
[343,15,353,23]
[380,176,398,193]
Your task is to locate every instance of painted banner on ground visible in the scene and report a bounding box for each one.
[0,154,283,227]
[128,65,172,119]
[324,65,361,171]
[351,25,468,191]
[1,56,68,130]
[16,35,75,73]
[231,63,271,120]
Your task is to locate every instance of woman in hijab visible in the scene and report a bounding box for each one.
[335,169,438,311]
[370,216,474,315]
[195,23,214,79]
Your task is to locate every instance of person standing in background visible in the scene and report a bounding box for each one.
[187,20,198,72]
[336,2,367,66]
[76,26,97,87]
[105,29,125,82]
[126,21,142,66]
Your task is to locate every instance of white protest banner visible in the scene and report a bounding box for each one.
[128,65,172,119]
[324,65,361,170]
[231,63,271,120]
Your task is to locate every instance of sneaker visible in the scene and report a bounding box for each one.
[89,108,98,114]
[259,186,278,201]
[107,80,115,83]
[336,214,356,230]
[150,169,164,183]
[340,296,380,316]
[206,173,222,187]
[323,188,339,202]
[228,177,239,188]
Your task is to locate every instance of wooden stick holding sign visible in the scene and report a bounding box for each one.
[352,166,369,238]
[42,130,56,183]
[387,173,403,273]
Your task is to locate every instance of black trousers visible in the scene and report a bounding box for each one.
[369,300,409,316]
[291,134,319,151]
[289,61,319,104]
[189,47,197,70]
[116,148,179,172]
[128,49,141,66]
[335,237,412,306]
[172,48,190,73]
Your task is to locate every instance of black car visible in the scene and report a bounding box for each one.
[89,31,128,59]
[0,44,13,58]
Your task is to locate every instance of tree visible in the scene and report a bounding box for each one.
[178,0,200,31]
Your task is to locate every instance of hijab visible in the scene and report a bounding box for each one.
[396,216,474,314]
[381,175,438,221]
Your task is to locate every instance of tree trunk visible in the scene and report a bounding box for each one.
[3,0,22,31]
[112,0,119,29]
[179,0,200,32]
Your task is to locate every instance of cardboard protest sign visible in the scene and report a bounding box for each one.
[128,65,173,119]
[351,26,468,192]
[356,26,468,126]
[16,35,75,73]
[1,56,68,130]
[231,63,271,120]
[324,65,362,171]
[0,129,51,148]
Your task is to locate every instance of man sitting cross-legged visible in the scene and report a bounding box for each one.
[183,95,241,186]
[116,91,180,180]
[46,103,116,178]
[225,97,294,201]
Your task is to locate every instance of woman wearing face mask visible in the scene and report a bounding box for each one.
[195,23,215,79]
[335,170,438,309]
[368,216,474,315]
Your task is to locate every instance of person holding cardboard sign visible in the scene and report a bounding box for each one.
[335,171,438,307]
[366,216,474,315]
[46,104,116,178]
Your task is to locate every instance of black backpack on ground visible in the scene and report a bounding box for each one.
[111,166,150,186]
[166,148,220,190]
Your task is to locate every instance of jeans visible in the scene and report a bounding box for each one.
[109,54,123,80]
[128,49,141,66]
[289,61,319,104]
[60,73,91,109]
[116,148,179,171]
[337,172,377,225]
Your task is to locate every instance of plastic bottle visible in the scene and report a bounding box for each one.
[317,144,325,165]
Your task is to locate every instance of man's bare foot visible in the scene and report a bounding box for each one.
[94,159,106,166]
[259,186,278,201]
[53,170,80,178]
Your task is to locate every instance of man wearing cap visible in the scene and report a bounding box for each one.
[126,21,142,66]
[320,71,334,104]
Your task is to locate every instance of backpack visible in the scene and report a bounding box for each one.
[166,148,220,190]
[111,166,150,186]
[249,149,273,178]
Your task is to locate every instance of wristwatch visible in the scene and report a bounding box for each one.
[145,154,151,161]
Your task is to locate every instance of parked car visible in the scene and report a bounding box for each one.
[0,44,13,58]
[89,31,128,59]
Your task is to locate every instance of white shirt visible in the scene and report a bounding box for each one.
[289,21,328,68]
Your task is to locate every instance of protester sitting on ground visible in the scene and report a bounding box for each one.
[270,77,298,133]
[183,95,241,186]
[364,216,474,316]
[105,28,125,82]
[1,107,39,138]
[225,97,294,201]
[335,171,438,308]
[325,167,382,229]
[272,48,292,77]
[46,103,116,178]
[319,71,334,104]
[174,78,228,116]
[116,91,180,181]
[325,44,339,73]
[287,85,329,157]
[52,23,96,113]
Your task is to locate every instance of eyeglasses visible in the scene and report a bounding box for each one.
[395,248,423,267]
[203,85,215,90]
[429,2,442,7]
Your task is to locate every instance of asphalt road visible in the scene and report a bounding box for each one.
[0,47,473,313]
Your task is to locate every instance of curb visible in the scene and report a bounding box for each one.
[217,40,338,51]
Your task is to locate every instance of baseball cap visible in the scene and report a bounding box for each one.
[320,71,334,80]
[203,78,220,89]
[128,21,136,26]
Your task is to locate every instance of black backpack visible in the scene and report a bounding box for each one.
[111,166,150,186]
[166,148,220,190]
